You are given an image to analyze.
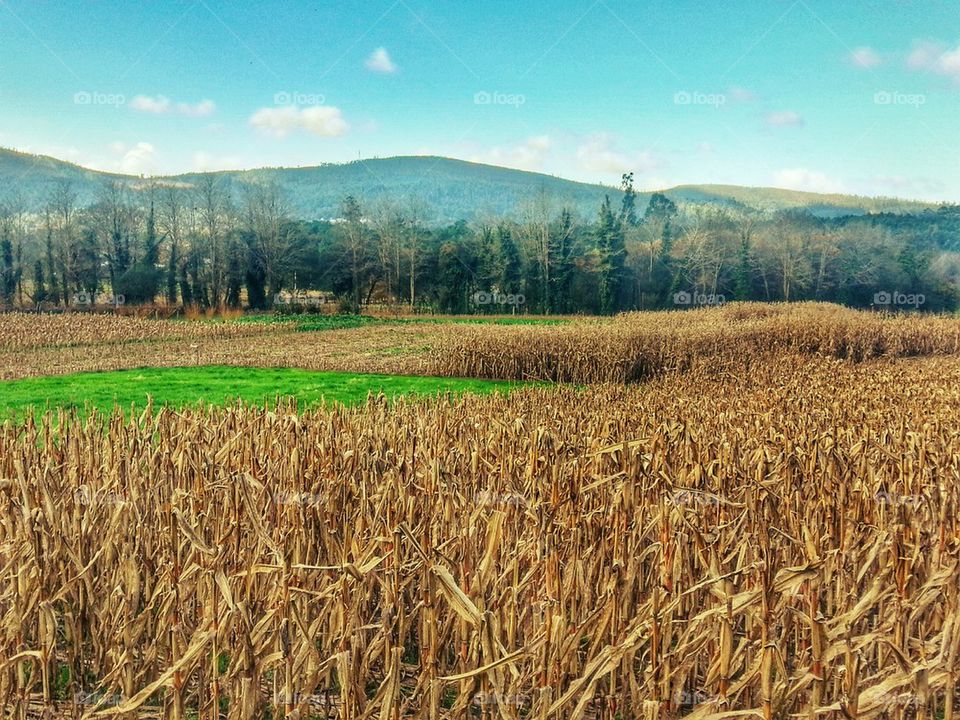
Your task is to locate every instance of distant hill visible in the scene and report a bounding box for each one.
[0,147,941,221]
[665,184,934,217]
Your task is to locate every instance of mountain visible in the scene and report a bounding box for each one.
[664,184,935,217]
[0,147,941,222]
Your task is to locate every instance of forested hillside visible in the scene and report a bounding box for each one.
[0,167,957,315]
[0,147,937,221]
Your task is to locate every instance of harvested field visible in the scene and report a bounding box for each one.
[2,355,959,718]
[0,320,447,380]
[432,303,960,382]
[0,312,286,352]
[8,304,960,387]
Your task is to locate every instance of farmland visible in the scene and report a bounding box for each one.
[1,304,960,719]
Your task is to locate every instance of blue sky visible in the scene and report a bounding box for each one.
[1,0,958,199]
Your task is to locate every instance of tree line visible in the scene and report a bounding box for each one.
[0,173,958,314]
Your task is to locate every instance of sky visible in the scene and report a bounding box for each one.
[0,0,958,200]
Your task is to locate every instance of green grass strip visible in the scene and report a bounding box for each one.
[0,366,521,420]
[235,313,570,331]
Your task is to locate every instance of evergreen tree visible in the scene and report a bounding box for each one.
[116,201,162,304]
[44,217,59,304]
[644,192,679,304]
[551,209,577,313]
[644,192,678,224]
[166,240,179,305]
[243,232,267,310]
[32,260,47,304]
[437,240,475,313]
[225,235,245,308]
[595,196,627,314]
[619,173,638,227]
[735,235,753,300]
[0,236,18,304]
[76,229,101,298]
[498,224,522,296]
[143,200,160,266]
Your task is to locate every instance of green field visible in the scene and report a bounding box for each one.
[0,366,519,419]
[233,313,571,331]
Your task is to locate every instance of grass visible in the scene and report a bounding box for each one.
[397,316,570,326]
[232,314,377,331]
[0,366,521,419]
[233,313,571,331]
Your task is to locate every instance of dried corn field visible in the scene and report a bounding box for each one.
[2,356,960,719]
[0,323,440,381]
[0,313,285,353]
[432,303,960,382]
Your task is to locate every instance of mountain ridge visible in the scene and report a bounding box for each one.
[0,147,944,221]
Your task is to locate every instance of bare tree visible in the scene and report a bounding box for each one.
[90,181,138,291]
[405,196,429,308]
[159,185,186,305]
[517,189,553,312]
[49,180,78,304]
[0,190,26,304]
[339,195,365,310]
[371,198,406,303]
[196,175,231,307]
[244,182,296,303]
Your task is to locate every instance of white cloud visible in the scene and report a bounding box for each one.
[249,105,349,138]
[764,110,805,128]
[118,142,158,174]
[365,47,398,74]
[697,141,714,155]
[907,40,942,70]
[772,168,844,194]
[906,40,960,82]
[471,135,552,171]
[850,46,882,69]
[131,95,171,114]
[576,133,660,176]
[131,95,216,117]
[941,47,960,76]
